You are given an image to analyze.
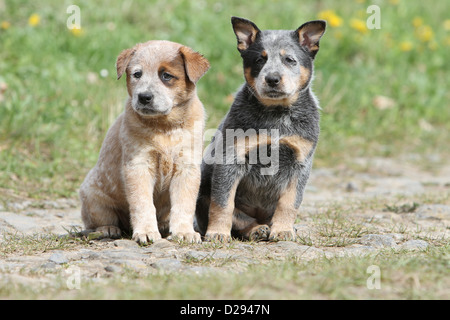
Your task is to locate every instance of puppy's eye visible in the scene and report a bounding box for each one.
[133,71,142,78]
[285,56,297,65]
[255,57,266,64]
[161,72,174,82]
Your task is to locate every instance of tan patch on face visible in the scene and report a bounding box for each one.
[280,49,286,56]
[279,135,313,162]
[257,94,299,107]
[261,50,267,58]
[244,67,256,89]
[299,65,311,89]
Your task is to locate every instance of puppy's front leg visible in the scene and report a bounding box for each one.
[205,164,242,242]
[123,163,161,244]
[269,178,299,241]
[169,163,202,243]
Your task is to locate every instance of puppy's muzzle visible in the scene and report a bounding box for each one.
[138,92,154,105]
[265,72,281,88]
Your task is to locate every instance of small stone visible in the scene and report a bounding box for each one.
[339,246,377,257]
[151,239,175,250]
[48,251,68,264]
[151,258,183,272]
[185,250,212,261]
[120,260,148,272]
[415,204,450,220]
[360,234,397,248]
[401,240,429,251]
[105,265,121,273]
[114,239,140,249]
[40,262,57,270]
[101,250,144,261]
[345,181,359,192]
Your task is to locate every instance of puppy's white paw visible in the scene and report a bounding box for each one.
[205,232,231,243]
[170,231,202,244]
[269,229,296,241]
[132,228,161,244]
[96,226,121,239]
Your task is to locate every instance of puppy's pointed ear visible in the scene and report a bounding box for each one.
[116,47,136,80]
[179,46,210,84]
[295,20,326,58]
[231,16,261,52]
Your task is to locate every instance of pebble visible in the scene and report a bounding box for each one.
[114,239,140,249]
[151,239,175,250]
[185,250,212,261]
[48,251,69,264]
[151,258,184,272]
[345,181,359,192]
[401,240,429,251]
[415,204,450,220]
[104,265,121,273]
[338,246,377,257]
[360,234,397,248]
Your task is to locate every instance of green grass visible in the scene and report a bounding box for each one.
[1,0,449,198]
[1,246,448,299]
[0,231,89,257]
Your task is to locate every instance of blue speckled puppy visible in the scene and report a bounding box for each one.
[195,17,326,242]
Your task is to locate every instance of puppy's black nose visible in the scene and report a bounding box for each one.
[265,73,281,87]
[138,92,154,105]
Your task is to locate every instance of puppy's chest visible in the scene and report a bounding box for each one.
[149,129,190,188]
[232,130,315,165]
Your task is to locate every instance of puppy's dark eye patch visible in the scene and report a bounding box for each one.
[133,71,142,78]
[255,57,265,64]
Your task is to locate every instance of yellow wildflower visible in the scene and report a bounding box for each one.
[389,0,400,4]
[350,18,368,34]
[399,41,413,52]
[412,17,423,28]
[69,25,84,37]
[1,21,11,30]
[415,25,434,42]
[444,19,450,31]
[318,10,343,28]
[28,13,41,27]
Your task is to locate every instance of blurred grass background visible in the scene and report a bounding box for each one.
[0,0,449,199]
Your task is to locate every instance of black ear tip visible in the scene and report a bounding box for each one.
[311,20,327,30]
[318,19,327,28]
[231,16,251,26]
[298,19,327,31]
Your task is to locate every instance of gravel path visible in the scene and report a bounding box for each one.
[1,157,449,294]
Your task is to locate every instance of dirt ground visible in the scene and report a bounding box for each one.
[0,156,449,298]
